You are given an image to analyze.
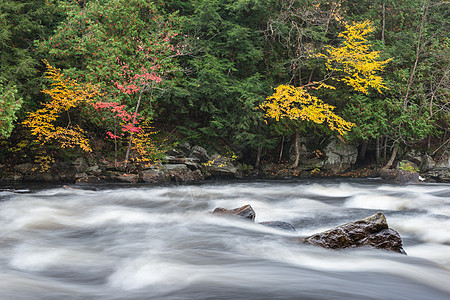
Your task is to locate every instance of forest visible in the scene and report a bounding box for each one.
[0,0,449,178]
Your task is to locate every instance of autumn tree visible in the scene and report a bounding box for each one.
[261,84,354,167]
[22,61,100,153]
[260,21,390,168]
[324,20,391,94]
[38,0,187,163]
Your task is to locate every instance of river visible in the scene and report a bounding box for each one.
[0,179,449,299]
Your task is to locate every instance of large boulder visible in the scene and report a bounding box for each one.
[190,145,211,163]
[141,168,169,183]
[420,154,435,172]
[380,168,419,183]
[303,212,405,254]
[161,164,204,182]
[425,155,450,182]
[204,154,239,177]
[323,138,358,173]
[212,204,256,221]
[13,163,38,175]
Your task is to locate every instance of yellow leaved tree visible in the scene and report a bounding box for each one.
[324,20,391,94]
[261,84,354,136]
[23,60,101,156]
[260,21,390,168]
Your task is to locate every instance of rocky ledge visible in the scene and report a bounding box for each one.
[0,143,243,184]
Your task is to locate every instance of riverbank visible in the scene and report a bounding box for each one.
[1,143,449,184]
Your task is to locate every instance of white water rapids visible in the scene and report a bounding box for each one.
[0,179,449,299]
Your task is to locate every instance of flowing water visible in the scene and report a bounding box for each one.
[0,179,449,300]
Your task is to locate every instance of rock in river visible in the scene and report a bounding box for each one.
[212,204,256,221]
[303,212,405,254]
[259,221,296,232]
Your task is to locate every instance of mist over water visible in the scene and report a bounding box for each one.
[1,179,449,299]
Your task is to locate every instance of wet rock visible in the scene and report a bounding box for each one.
[420,155,435,172]
[212,204,256,221]
[165,148,184,157]
[24,172,54,182]
[169,169,204,182]
[178,142,191,156]
[298,158,325,171]
[162,164,188,171]
[75,176,105,185]
[303,212,405,254]
[141,169,169,183]
[204,155,239,177]
[323,138,358,174]
[72,158,89,173]
[14,163,38,175]
[190,145,210,163]
[259,221,296,232]
[426,169,450,182]
[87,165,102,176]
[380,169,419,183]
[117,173,139,183]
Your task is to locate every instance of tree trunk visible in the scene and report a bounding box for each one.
[290,132,300,168]
[383,136,388,161]
[381,0,386,44]
[376,137,380,164]
[402,0,429,110]
[255,146,262,169]
[114,117,118,167]
[382,145,398,170]
[279,135,285,163]
[358,140,368,161]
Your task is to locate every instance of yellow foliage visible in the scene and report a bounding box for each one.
[260,84,354,135]
[130,120,165,165]
[324,21,391,94]
[22,60,101,152]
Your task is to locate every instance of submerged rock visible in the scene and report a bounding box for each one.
[212,204,256,221]
[259,221,296,232]
[303,212,405,254]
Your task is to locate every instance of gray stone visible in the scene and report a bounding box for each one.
[87,165,101,176]
[380,169,419,183]
[425,169,450,182]
[204,155,238,177]
[165,149,184,157]
[420,155,435,172]
[435,156,450,169]
[212,204,256,221]
[72,158,89,173]
[298,158,325,171]
[259,221,296,232]
[117,173,140,183]
[141,169,169,183]
[190,145,210,162]
[303,212,405,254]
[162,164,188,171]
[323,138,358,173]
[178,142,191,156]
[14,163,37,175]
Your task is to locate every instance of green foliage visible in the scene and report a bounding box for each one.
[0,81,22,139]
[398,161,419,173]
[0,0,63,109]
